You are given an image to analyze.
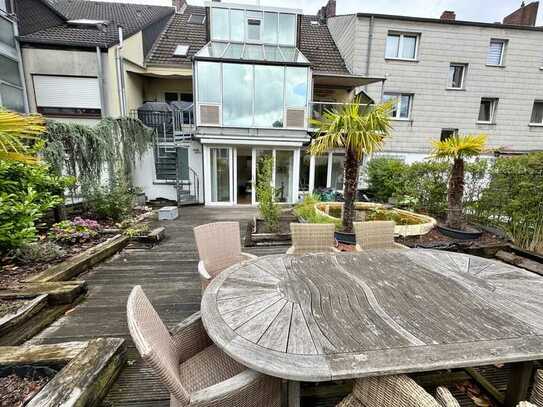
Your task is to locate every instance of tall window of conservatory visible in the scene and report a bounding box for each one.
[196,61,309,128]
[254,65,284,127]
[223,64,253,127]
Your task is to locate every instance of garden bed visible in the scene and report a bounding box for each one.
[0,365,56,406]
[247,213,296,246]
[0,338,126,407]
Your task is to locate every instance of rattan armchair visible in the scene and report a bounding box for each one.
[127,286,281,407]
[529,369,543,406]
[194,222,257,289]
[287,223,340,255]
[353,221,408,251]
[435,386,460,407]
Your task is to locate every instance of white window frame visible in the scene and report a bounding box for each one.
[487,39,506,66]
[529,100,543,125]
[477,98,498,124]
[447,63,466,89]
[246,15,262,43]
[385,32,419,61]
[384,93,413,120]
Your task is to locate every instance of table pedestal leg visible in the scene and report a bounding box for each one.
[287,381,300,407]
[504,361,534,407]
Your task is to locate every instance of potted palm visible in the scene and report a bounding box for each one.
[309,97,394,243]
[430,134,488,240]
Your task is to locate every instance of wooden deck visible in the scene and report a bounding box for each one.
[27,206,514,407]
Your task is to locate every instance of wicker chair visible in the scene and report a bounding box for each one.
[287,223,340,255]
[353,221,408,251]
[435,386,460,407]
[529,369,543,406]
[337,375,442,407]
[194,222,257,289]
[127,286,281,407]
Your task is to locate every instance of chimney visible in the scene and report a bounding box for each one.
[317,0,336,22]
[503,1,539,26]
[173,0,187,13]
[440,10,456,21]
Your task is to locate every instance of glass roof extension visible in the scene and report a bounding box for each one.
[194,41,309,65]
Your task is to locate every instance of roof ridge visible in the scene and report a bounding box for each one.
[145,11,178,63]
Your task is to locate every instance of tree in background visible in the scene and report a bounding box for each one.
[309,97,394,232]
[430,134,488,230]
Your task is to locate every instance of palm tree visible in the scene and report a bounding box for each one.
[430,134,488,230]
[309,97,394,232]
[0,109,46,163]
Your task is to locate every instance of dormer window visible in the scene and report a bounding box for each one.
[209,5,297,46]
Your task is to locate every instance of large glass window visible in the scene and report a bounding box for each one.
[254,65,284,127]
[222,63,253,127]
[278,14,296,45]
[196,61,308,128]
[0,83,24,112]
[299,152,311,191]
[0,16,16,48]
[230,9,245,42]
[285,67,308,107]
[211,8,229,41]
[197,61,221,103]
[314,155,328,190]
[263,12,278,44]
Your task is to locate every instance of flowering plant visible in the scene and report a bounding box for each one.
[49,218,100,244]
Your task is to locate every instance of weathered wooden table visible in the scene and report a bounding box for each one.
[201,250,543,406]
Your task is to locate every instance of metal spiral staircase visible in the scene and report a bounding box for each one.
[135,102,200,206]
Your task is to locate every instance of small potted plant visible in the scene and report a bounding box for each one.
[430,133,488,239]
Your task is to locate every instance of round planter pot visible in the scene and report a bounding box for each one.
[436,224,483,240]
[335,231,356,245]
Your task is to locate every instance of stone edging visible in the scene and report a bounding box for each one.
[0,338,126,407]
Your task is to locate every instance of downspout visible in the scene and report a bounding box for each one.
[364,16,374,95]
[115,25,127,116]
[96,46,106,118]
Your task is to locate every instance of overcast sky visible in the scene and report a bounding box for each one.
[92,0,543,26]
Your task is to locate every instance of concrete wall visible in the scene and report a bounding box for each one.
[327,15,543,155]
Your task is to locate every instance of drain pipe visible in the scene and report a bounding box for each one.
[96,46,106,118]
[364,16,375,94]
[115,25,127,116]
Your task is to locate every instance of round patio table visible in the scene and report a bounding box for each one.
[200,250,543,407]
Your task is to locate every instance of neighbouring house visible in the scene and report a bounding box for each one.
[326,0,543,163]
[0,0,27,112]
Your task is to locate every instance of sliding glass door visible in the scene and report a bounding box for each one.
[209,147,233,204]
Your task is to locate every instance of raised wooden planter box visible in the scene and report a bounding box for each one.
[249,216,292,246]
[0,294,48,337]
[26,234,129,283]
[0,338,126,406]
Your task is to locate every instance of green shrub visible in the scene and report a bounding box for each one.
[472,152,543,251]
[293,194,342,228]
[16,241,65,263]
[256,156,280,231]
[83,177,135,221]
[0,161,72,252]
[367,158,408,202]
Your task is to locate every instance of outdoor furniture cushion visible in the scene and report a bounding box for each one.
[287,223,340,255]
[435,386,461,407]
[354,221,408,251]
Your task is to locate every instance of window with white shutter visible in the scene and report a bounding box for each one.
[487,39,506,66]
[33,75,101,117]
